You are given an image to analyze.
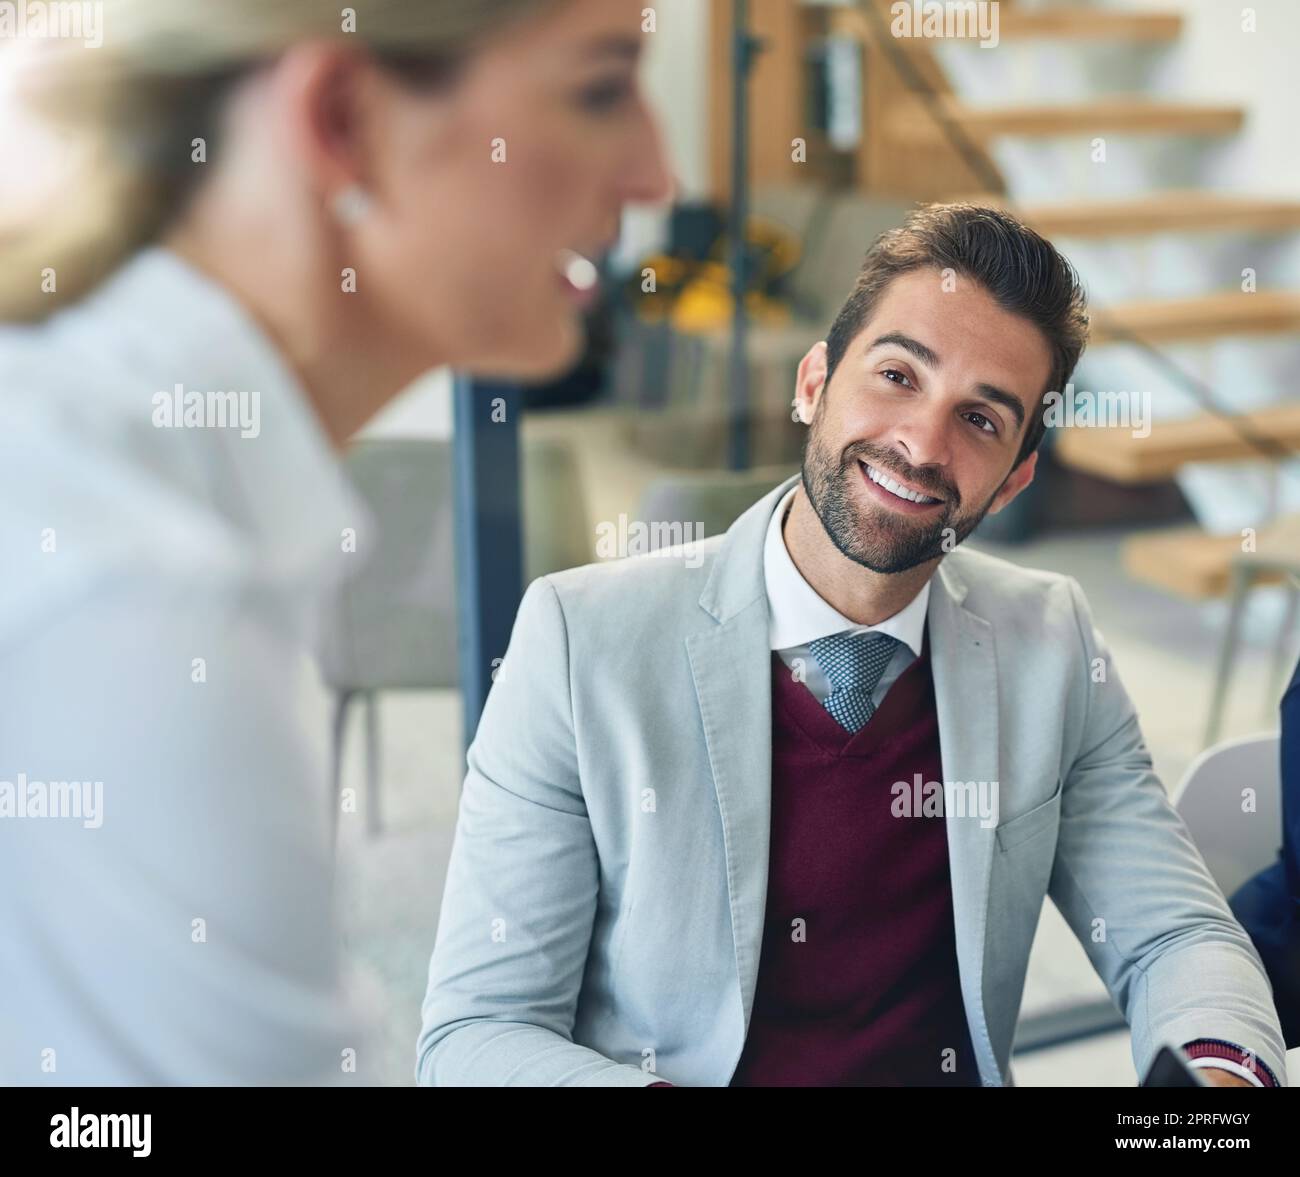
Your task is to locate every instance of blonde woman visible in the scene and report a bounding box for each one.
[0,0,672,1084]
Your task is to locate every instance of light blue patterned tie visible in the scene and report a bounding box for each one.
[807,631,900,734]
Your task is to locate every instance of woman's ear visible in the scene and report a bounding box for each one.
[271,42,377,202]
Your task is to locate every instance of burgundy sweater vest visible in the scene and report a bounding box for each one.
[728,635,981,1086]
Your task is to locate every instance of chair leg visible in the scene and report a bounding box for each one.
[364,691,382,837]
[331,690,354,852]
[1204,565,1252,749]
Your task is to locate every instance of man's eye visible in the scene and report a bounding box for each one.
[965,411,997,434]
[882,369,912,387]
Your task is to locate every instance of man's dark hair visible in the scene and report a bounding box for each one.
[822,202,1090,468]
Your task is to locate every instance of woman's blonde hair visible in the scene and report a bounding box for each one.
[0,0,562,322]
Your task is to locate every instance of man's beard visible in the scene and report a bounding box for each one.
[801,430,1001,575]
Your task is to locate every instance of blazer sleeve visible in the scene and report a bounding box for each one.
[416,576,661,1086]
[1046,576,1288,1086]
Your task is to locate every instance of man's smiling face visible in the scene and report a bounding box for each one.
[795,266,1055,574]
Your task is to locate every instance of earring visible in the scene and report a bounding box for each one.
[332,184,372,226]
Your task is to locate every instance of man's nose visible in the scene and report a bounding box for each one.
[890,403,954,472]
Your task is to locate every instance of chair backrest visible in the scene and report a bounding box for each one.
[1174,732,1283,899]
[317,438,459,692]
[522,435,594,580]
[787,192,916,324]
[751,182,826,242]
[636,467,796,549]
[316,435,593,693]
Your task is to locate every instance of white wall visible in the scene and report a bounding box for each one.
[613,0,712,274]
[641,0,712,200]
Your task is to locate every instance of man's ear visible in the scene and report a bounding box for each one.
[793,341,828,425]
[987,450,1038,515]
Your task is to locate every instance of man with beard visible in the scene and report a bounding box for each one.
[418,204,1286,1088]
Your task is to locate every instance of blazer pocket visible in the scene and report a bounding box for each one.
[995,777,1063,853]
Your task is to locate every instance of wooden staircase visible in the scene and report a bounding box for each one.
[832,1,1300,598]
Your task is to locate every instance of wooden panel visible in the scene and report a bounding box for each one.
[708,0,1007,203]
[856,44,1005,198]
[829,1,1006,199]
[709,0,826,202]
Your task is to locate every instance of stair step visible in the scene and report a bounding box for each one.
[887,97,1245,142]
[962,191,1300,237]
[997,8,1183,41]
[1123,517,1300,600]
[1090,291,1300,346]
[1054,400,1300,485]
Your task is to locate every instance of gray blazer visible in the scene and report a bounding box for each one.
[417,474,1286,1086]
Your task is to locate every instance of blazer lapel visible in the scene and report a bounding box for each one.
[927,555,1002,1085]
[686,608,772,1038]
[685,475,797,1040]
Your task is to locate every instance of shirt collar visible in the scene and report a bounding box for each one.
[763,484,931,654]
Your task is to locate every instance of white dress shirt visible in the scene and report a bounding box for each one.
[764,485,930,707]
[0,246,376,1084]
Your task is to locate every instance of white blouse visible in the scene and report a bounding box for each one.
[0,246,376,1083]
